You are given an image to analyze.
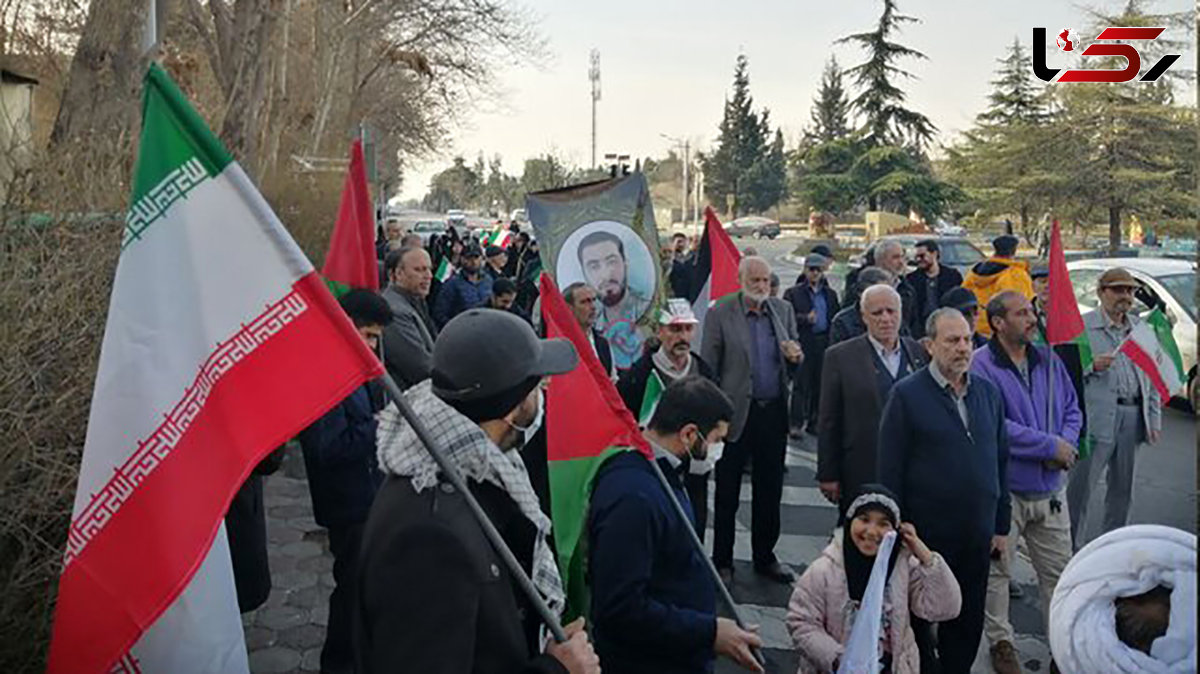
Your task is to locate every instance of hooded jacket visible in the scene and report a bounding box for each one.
[970,340,1083,495]
[786,531,961,674]
[962,258,1034,337]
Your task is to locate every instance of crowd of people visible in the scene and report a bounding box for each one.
[224,222,1191,674]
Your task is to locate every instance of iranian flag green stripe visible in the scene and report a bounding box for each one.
[48,64,382,674]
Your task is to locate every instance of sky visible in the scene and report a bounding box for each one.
[397,0,1196,201]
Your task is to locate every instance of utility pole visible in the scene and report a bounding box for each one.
[589,50,601,169]
[660,133,691,228]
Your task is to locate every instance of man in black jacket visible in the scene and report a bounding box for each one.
[589,376,763,674]
[878,308,1011,674]
[617,299,717,536]
[356,309,599,674]
[783,253,840,434]
[563,281,614,378]
[298,289,391,674]
[906,238,964,338]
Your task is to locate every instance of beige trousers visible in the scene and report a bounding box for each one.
[984,488,1073,645]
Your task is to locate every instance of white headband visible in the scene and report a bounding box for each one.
[846,492,901,525]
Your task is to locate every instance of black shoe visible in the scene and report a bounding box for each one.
[753,561,795,584]
[717,566,734,587]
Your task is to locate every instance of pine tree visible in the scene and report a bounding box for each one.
[807,56,852,142]
[838,0,936,148]
[977,38,1047,126]
[703,54,766,216]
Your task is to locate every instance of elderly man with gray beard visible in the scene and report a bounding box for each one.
[701,256,803,586]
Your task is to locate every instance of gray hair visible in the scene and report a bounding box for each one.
[875,239,904,257]
[860,283,901,311]
[562,281,594,305]
[925,306,968,340]
[738,255,770,276]
[855,266,895,294]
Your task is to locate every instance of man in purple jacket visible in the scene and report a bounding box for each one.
[971,290,1082,674]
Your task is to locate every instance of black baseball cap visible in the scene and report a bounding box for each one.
[431,309,578,403]
[992,234,1019,257]
[462,243,483,258]
[940,287,979,312]
[486,245,505,258]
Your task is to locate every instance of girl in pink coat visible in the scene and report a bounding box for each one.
[786,484,962,673]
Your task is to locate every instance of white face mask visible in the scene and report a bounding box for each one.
[509,388,544,444]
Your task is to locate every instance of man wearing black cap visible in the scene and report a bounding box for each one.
[433,242,495,329]
[962,234,1034,338]
[485,245,510,282]
[941,286,989,350]
[356,309,600,674]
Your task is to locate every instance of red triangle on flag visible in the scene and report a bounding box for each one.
[1045,219,1085,345]
[322,139,378,292]
[704,206,742,301]
[540,273,650,461]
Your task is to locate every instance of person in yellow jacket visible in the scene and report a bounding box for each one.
[962,234,1033,337]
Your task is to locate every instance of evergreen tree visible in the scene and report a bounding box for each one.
[807,56,852,142]
[978,38,1047,126]
[703,54,765,216]
[838,0,936,148]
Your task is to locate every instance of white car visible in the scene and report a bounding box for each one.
[1067,257,1197,409]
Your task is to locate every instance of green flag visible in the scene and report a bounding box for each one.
[638,370,664,427]
[1147,308,1185,384]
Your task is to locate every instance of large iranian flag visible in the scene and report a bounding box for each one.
[47,64,383,674]
[540,273,651,619]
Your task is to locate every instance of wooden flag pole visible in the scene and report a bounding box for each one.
[377,372,569,644]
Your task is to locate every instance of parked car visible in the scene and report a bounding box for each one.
[724,216,781,239]
[1067,257,1197,409]
[412,219,448,245]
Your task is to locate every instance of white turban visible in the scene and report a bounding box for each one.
[1050,525,1196,674]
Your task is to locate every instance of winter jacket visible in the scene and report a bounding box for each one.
[784,279,841,349]
[588,451,718,674]
[787,533,962,674]
[970,340,1083,495]
[829,306,867,346]
[904,266,964,338]
[962,258,1034,337]
[616,351,716,420]
[433,271,494,328]
[298,384,384,529]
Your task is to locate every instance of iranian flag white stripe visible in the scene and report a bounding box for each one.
[1118,319,1183,402]
[48,64,382,673]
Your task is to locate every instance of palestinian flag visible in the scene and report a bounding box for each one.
[687,206,742,351]
[435,257,455,282]
[638,370,665,427]
[47,64,383,674]
[321,138,378,296]
[1119,309,1185,401]
[541,273,651,619]
[1043,218,1093,458]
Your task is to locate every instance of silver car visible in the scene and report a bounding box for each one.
[1067,257,1197,409]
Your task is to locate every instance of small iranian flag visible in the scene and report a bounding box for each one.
[493,229,512,249]
[47,64,383,674]
[1119,309,1185,401]
[541,273,651,618]
[435,257,455,282]
[638,370,665,427]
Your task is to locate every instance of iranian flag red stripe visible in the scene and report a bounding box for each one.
[48,65,382,673]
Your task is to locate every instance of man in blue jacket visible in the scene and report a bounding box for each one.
[588,376,763,674]
[879,307,1011,674]
[971,291,1081,674]
[298,289,391,674]
[433,242,494,328]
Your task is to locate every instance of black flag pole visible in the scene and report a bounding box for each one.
[645,455,767,667]
[376,371,569,644]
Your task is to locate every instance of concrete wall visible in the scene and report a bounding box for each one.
[0,81,35,204]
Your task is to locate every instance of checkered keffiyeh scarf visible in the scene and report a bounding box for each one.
[376,380,565,614]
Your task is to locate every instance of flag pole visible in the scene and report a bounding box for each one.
[376,371,569,644]
[645,456,767,667]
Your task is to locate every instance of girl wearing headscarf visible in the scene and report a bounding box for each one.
[787,484,961,673]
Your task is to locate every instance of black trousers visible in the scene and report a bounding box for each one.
[713,397,788,569]
[913,537,992,674]
[791,333,830,428]
[323,523,364,674]
[685,472,709,543]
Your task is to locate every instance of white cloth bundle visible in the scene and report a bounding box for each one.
[837,531,897,674]
[1050,524,1196,674]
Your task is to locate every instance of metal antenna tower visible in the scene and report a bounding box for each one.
[589,49,601,169]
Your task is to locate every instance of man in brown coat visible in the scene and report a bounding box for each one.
[817,284,928,519]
